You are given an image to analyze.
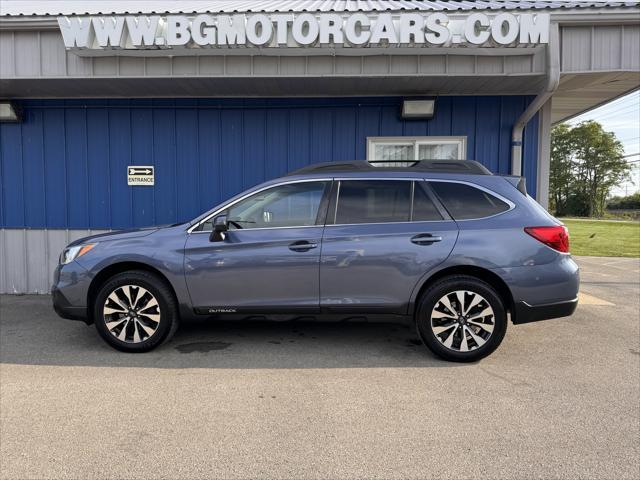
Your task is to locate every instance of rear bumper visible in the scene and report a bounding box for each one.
[513,297,578,325]
[492,255,580,325]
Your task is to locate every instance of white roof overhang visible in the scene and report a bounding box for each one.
[0,0,637,123]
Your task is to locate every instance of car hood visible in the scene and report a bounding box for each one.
[66,226,168,247]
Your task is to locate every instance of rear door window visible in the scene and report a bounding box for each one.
[335,180,411,224]
[412,183,444,221]
[429,181,510,220]
[332,180,444,224]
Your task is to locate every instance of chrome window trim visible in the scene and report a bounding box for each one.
[188,176,514,233]
[191,224,324,234]
[426,179,516,221]
[187,178,332,234]
[333,180,341,224]
[409,181,415,221]
[325,219,457,228]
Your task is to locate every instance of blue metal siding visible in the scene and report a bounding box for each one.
[0,97,539,229]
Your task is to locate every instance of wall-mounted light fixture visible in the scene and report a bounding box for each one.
[401,98,436,119]
[0,102,22,122]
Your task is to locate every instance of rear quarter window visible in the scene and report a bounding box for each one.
[429,181,510,220]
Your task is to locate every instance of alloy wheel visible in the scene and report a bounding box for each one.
[430,290,495,352]
[102,285,161,343]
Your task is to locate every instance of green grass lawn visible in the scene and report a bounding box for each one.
[560,218,640,257]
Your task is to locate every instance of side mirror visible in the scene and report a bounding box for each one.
[209,215,228,242]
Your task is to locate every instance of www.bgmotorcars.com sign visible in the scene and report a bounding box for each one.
[58,12,550,53]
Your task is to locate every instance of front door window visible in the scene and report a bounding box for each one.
[226,181,329,229]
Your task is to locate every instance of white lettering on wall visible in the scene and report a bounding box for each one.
[399,14,425,44]
[92,16,125,47]
[217,15,246,46]
[271,14,292,45]
[57,12,550,52]
[191,14,216,46]
[291,13,320,45]
[344,13,371,46]
[425,13,450,45]
[125,16,160,46]
[519,13,550,44]
[319,13,344,44]
[369,14,398,45]
[246,14,273,46]
[464,13,491,45]
[166,15,190,46]
[491,13,520,45]
[59,16,94,48]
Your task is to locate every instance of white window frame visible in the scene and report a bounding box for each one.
[366,136,467,163]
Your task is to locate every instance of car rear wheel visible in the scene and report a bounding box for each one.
[416,275,507,362]
[93,270,179,353]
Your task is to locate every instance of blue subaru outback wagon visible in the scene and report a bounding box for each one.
[52,160,579,362]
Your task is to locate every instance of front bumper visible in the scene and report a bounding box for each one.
[51,262,92,324]
[513,297,578,324]
[52,286,88,322]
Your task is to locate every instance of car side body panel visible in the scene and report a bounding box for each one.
[320,220,459,314]
[184,226,325,313]
[51,163,580,330]
[70,225,194,320]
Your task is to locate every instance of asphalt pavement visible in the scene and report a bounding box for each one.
[1,256,639,479]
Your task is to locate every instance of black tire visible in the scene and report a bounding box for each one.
[416,275,507,362]
[93,270,179,353]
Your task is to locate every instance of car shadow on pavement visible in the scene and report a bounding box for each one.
[0,295,465,369]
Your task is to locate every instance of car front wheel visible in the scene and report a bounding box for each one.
[93,270,179,353]
[416,275,507,362]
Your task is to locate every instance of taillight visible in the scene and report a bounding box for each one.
[524,225,570,253]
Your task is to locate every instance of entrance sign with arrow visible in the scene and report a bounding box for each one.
[127,166,154,186]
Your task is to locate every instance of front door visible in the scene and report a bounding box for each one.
[184,180,331,314]
[320,179,458,314]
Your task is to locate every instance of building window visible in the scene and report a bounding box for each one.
[367,136,466,167]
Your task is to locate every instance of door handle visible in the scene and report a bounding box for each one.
[289,240,318,252]
[411,234,443,246]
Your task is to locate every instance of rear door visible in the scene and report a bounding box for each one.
[319,179,458,314]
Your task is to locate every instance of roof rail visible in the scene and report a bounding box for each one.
[287,160,492,176]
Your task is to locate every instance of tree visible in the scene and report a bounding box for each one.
[549,121,630,217]
[549,123,574,216]
[608,192,640,210]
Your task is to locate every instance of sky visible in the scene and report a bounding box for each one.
[567,90,640,198]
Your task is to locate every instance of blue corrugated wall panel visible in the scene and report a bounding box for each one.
[0,97,539,230]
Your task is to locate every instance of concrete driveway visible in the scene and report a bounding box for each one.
[1,256,639,479]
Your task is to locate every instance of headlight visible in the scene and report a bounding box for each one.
[60,243,97,265]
